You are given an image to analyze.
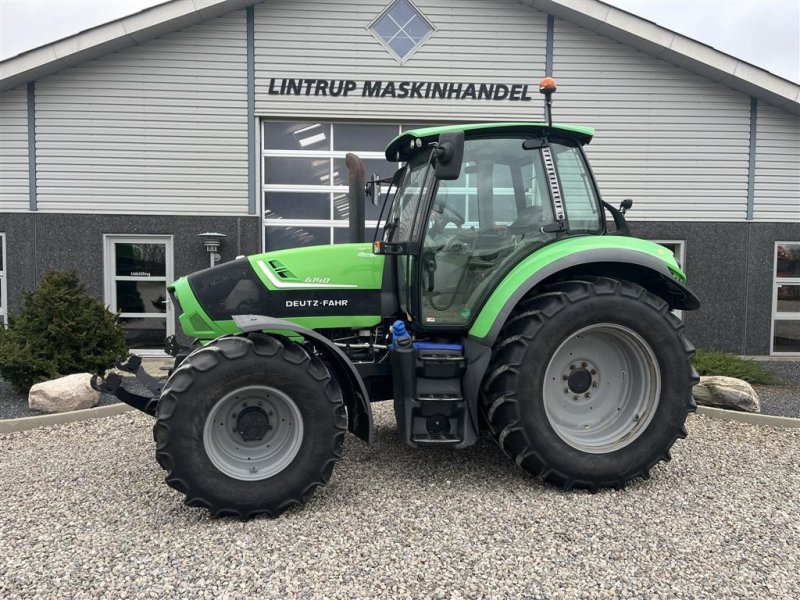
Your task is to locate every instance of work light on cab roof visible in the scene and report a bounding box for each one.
[94,76,701,520]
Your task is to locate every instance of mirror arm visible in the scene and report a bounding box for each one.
[601,200,631,236]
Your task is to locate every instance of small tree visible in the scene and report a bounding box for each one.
[0,270,128,394]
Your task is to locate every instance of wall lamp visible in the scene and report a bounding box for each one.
[197,232,227,268]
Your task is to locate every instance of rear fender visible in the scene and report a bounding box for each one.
[232,314,373,444]
[469,248,701,346]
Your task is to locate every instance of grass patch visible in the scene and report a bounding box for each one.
[693,351,777,385]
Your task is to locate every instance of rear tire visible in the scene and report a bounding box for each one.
[153,334,346,518]
[481,277,698,490]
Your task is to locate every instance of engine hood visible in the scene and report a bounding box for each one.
[169,243,386,340]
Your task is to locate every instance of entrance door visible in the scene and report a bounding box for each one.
[104,235,174,353]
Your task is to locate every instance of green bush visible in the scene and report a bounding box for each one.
[693,350,777,385]
[0,271,128,394]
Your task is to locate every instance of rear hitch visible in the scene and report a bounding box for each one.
[90,354,165,417]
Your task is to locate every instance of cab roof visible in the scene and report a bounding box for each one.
[385,122,596,161]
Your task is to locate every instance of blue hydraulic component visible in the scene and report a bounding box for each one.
[414,342,464,351]
[389,320,411,350]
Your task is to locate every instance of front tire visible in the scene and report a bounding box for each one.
[482,277,698,490]
[153,334,346,518]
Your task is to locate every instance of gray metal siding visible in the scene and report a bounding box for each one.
[0,86,29,211]
[254,0,548,121]
[553,19,751,221]
[753,102,800,222]
[33,11,248,216]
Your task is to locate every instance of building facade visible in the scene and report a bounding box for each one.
[1,0,798,354]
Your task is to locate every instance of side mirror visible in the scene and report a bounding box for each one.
[619,198,633,215]
[366,174,382,207]
[433,130,464,180]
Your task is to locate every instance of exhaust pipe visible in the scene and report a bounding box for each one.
[345,153,366,243]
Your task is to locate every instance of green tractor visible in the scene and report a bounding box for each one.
[96,79,700,518]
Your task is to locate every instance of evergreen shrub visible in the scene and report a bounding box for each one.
[0,271,128,394]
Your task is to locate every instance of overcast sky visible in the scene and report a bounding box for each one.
[1,0,798,83]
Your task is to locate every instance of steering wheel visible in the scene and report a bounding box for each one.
[429,201,466,238]
[433,201,465,227]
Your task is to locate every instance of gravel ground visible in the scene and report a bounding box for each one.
[760,360,800,385]
[1,404,798,599]
[754,361,800,419]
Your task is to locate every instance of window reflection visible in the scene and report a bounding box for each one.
[263,122,330,151]
[116,281,167,314]
[119,317,167,350]
[115,243,166,277]
[265,192,330,220]
[333,124,398,152]
[776,243,800,278]
[777,284,800,314]
[773,320,800,353]
[265,226,330,251]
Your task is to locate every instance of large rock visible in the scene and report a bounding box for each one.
[692,376,761,413]
[28,373,102,413]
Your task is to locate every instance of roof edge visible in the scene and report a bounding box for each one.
[1,0,798,116]
[0,0,260,92]
[385,122,595,161]
[521,0,800,115]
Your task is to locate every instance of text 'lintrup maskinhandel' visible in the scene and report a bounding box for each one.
[267,78,535,101]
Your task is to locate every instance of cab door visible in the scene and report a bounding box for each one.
[419,136,557,327]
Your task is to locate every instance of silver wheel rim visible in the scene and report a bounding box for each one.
[543,323,661,454]
[203,385,304,481]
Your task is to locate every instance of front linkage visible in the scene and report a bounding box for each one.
[91,336,192,417]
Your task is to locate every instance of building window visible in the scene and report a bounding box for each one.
[104,235,174,353]
[653,240,686,319]
[263,122,428,252]
[772,242,800,355]
[368,0,435,63]
[0,233,6,326]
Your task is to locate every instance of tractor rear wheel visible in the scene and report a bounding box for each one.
[153,334,346,518]
[481,277,698,490]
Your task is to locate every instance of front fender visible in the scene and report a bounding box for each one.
[469,242,700,346]
[232,314,373,444]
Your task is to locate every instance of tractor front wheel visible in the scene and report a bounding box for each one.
[153,334,346,518]
[482,277,698,490]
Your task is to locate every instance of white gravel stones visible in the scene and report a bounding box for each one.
[1,404,799,599]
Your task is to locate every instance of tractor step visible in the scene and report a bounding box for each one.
[416,394,463,402]
[389,335,476,449]
[411,433,463,445]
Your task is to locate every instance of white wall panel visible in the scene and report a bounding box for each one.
[33,11,248,215]
[254,0,548,121]
[0,86,29,211]
[753,102,800,222]
[553,19,751,221]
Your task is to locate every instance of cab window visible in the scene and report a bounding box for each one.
[551,141,602,233]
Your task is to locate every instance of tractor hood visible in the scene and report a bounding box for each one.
[169,244,385,340]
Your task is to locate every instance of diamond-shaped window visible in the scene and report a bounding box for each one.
[369,0,435,63]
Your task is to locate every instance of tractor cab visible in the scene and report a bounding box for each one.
[374,122,601,328]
